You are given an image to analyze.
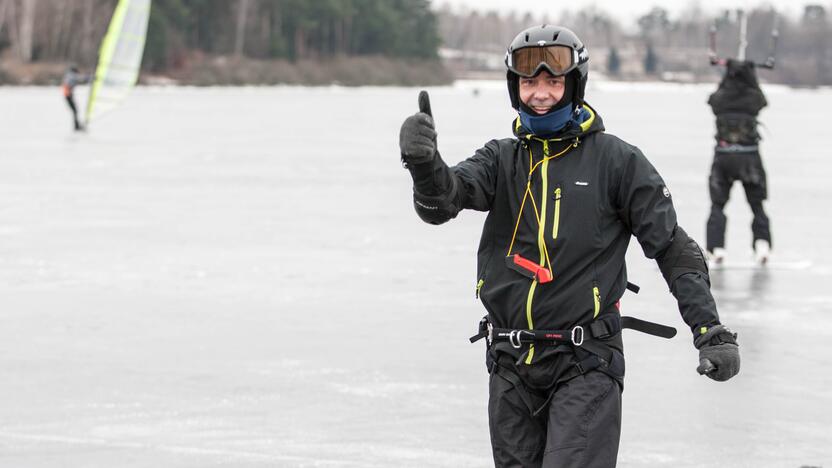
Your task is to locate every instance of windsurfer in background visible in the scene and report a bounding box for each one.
[62,65,90,131]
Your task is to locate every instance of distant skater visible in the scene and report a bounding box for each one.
[705,59,771,264]
[62,66,89,131]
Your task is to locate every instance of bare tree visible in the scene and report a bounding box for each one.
[2,0,18,55]
[234,0,251,57]
[19,0,38,61]
[80,0,95,64]
[0,0,9,36]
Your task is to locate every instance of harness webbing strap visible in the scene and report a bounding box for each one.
[620,316,677,339]
[491,362,542,414]
[470,315,676,345]
[469,316,489,343]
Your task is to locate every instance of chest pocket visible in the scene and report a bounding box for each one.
[552,180,600,249]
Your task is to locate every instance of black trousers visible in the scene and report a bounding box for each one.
[706,150,771,251]
[489,359,622,467]
[65,95,82,130]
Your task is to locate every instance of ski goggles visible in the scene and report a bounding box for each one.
[506,45,579,77]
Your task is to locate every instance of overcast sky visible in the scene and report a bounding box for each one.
[432,0,807,26]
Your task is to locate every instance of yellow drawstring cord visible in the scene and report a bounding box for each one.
[506,141,576,274]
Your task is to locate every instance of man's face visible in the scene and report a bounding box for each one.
[518,71,566,115]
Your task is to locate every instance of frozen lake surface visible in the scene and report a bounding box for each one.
[0,82,830,467]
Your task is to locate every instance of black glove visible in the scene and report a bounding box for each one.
[694,324,740,382]
[399,90,437,166]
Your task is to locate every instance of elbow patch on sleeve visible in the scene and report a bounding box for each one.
[656,226,709,289]
[413,177,461,225]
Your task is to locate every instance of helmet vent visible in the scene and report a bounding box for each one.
[525,33,530,42]
[553,32,559,41]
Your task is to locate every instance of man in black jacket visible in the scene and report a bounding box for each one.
[399,25,741,468]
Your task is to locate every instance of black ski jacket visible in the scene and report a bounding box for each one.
[408,104,720,363]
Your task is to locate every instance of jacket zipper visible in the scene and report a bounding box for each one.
[552,185,562,240]
[525,280,538,364]
[525,140,551,365]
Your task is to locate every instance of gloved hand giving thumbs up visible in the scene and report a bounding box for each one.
[400,90,437,166]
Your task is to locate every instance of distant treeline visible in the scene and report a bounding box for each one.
[2,0,831,86]
[144,0,440,70]
[0,0,440,70]
[436,3,832,86]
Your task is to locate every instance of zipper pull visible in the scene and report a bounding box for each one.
[475,279,484,298]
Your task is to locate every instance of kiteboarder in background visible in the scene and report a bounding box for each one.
[62,65,90,131]
[706,10,778,265]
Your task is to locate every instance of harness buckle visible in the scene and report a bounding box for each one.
[571,325,585,346]
[507,330,534,349]
[509,330,523,349]
[486,322,494,346]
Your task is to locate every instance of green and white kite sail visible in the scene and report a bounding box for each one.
[84,0,151,126]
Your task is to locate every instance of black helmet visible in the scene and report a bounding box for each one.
[505,25,589,111]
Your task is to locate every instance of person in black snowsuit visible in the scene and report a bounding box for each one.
[706,59,771,263]
[62,66,89,131]
[399,25,741,468]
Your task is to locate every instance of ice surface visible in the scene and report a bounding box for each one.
[0,82,830,467]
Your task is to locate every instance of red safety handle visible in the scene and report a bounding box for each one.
[510,254,553,283]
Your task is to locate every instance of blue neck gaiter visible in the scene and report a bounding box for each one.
[519,104,575,136]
